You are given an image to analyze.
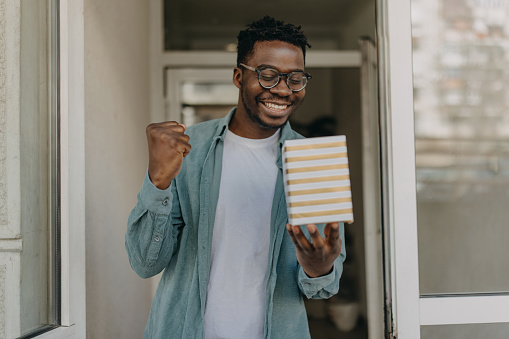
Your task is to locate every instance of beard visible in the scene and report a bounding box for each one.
[240,85,298,131]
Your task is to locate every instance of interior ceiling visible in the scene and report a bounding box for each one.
[164,0,373,50]
[176,0,357,26]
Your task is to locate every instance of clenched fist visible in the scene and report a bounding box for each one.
[146,121,191,190]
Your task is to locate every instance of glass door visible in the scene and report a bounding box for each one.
[379,0,509,337]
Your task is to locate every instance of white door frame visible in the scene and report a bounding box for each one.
[160,52,388,339]
[377,0,421,336]
[359,38,385,339]
[152,1,384,338]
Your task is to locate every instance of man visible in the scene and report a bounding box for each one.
[126,16,346,339]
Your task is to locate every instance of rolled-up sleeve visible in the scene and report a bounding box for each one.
[125,171,183,279]
[297,222,346,299]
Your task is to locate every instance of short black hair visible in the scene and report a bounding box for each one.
[236,16,311,66]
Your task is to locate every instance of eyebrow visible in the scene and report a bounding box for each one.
[256,64,305,73]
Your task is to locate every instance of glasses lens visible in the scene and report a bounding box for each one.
[258,69,279,88]
[287,72,307,91]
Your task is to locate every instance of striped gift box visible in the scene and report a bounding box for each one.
[282,135,353,226]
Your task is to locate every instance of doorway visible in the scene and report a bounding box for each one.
[154,1,380,337]
[163,41,381,338]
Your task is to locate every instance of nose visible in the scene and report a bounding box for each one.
[269,77,292,97]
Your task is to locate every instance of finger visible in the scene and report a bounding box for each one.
[147,120,179,131]
[326,222,341,250]
[147,122,187,141]
[289,224,313,251]
[286,224,303,251]
[323,223,331,238]
[306,224,325,249]
[182,145,191,157]
[181,139,192,157]
[172,132,190,144]
[172,138,192,156]
[156,121,187,134]
[159,120,185,128]
[168,123,186,134]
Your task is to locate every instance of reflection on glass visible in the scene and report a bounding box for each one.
[412,0,509,294]
[421,323,509,339]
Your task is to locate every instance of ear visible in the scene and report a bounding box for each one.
[233,67,242,89]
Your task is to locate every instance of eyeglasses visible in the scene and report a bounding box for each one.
[239,63,312,92]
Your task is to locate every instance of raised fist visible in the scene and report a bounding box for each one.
[146,121,191,190]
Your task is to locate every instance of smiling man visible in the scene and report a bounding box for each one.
[231,39,306,137]
[126,16,346,339]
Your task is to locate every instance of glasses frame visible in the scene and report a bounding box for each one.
[239,63,312,92]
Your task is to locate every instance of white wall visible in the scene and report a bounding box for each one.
[0,1,22,337]
[84,1,153,337]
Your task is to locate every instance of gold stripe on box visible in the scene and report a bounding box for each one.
[287,175,350,185]
[291,208,353,219]
[284,141,347,151]
[286,163,349,174]
[289,197,352,208]
[286,152,347,163]
[288,186,350,196]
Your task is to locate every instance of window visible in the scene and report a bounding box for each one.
[19,0,60,336]
[0,0,86,337]
[379,0,509,336]
[412,0,509,297]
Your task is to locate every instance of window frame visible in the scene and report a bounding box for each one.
[377,0,421,336]
[32,0,86,337]
[378,0,509,337]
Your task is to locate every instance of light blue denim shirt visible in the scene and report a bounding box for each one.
[125,108,346,338]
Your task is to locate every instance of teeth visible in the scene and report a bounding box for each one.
[264,102,288,111]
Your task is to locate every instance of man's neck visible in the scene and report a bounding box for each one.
[228,107,280,139]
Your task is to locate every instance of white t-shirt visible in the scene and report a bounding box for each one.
[204,128,280,339]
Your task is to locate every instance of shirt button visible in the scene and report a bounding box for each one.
[162,198,169,206]
[154,236,160,242]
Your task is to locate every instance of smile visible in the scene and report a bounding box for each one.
[262,102,289,111]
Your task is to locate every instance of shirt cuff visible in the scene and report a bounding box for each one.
[138,170,174,215]
[298,265,335,288]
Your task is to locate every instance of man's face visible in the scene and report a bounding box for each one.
[233,40,306,132]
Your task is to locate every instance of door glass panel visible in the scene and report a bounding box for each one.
[20,0,59,335]
[421,323,509,339]
[411,0,509,294]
